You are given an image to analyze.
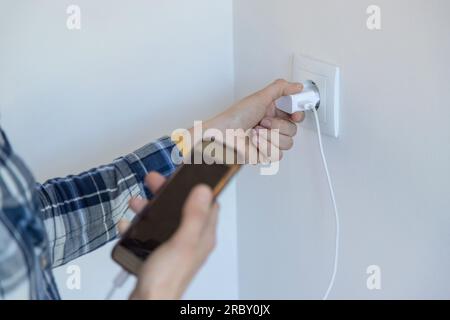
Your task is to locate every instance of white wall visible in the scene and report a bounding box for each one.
[234,0,450,299]
[0,0,237,299]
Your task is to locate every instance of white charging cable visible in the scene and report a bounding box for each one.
[105,269,130,300]
[311,107,340,300]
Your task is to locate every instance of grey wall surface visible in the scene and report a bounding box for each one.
[0,0,238,299]
[234,0,450,299]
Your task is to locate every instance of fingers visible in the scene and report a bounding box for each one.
[129,197,148,213]
[255,126,294,151]
[118,197,149,236]
[260,117,297,137]
[251,131,282,163]
[265,79,303,101]
[207,202,220,232]
[177,185,214,241]
[290,111,306,123]
[145,172,166,194]
[118,219,131,236]
[203,202,219,252]
[128,172,165,217]
[120,172,166,237]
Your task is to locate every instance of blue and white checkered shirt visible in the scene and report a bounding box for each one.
[0,127,179,299]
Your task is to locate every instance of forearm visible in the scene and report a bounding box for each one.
[37,136,181,267]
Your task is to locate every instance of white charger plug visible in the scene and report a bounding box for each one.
[275,80,320,113]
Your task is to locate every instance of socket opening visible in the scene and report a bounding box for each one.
[311,81,321,110]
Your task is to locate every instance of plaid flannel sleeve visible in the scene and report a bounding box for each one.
[36,136,182,268]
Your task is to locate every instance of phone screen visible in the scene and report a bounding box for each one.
[115,141,240,269]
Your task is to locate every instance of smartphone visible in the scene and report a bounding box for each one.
[112,140,241,274]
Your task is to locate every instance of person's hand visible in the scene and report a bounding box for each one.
[118,172,219,300]
[204,79,305,161]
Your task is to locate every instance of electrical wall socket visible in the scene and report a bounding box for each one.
[292,54,340,138]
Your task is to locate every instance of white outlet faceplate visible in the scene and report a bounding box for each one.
[292,54,340,138]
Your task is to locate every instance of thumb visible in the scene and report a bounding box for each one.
[177,185,214,238]
[262,79,303,103]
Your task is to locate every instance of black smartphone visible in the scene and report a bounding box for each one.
[112,140,241,274]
